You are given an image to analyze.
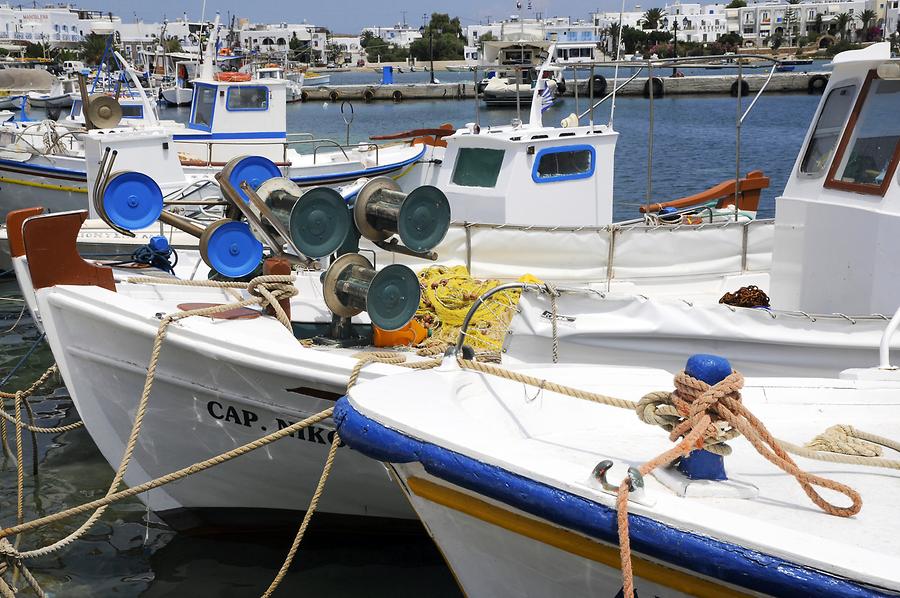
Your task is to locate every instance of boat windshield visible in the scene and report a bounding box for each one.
[827,75,900,195]
[799,84,856,175]
[190,84,216,130]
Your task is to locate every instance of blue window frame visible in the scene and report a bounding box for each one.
[189,83,217,131]
[225,86,269,111]
[531,145,596,183]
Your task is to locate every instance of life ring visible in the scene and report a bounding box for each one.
[730,80,750,97]
[392,90,404,103]
[215,72,252,82]
[807,74,829,95]
[363,88,376,103]
[300,90,309,103]
[588,74,607,96]
[329,90,340,102]
[642,77,664,98]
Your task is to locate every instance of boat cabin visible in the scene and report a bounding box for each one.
[172,75,288,164]
[420,121,616,227]
[771,43,900,315]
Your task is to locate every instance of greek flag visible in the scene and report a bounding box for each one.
[540,81,554,113]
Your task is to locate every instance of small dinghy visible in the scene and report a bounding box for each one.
[337,348,900,597]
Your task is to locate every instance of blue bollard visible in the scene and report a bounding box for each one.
[676,354,731,481]
[381,66,393,85]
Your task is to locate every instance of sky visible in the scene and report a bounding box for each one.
[81,0,652,33]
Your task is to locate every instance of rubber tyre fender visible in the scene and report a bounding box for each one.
[642,77,664,98]
[363,88,376,102]
[591,74,608,96]
[392,90,404,103]
[328,90,341,102]
[300,90,309,103]
[730,80,750,97]
[808,74,829,95]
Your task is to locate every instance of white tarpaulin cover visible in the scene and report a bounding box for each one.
[505,290,895,377]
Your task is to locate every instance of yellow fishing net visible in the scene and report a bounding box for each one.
[414,265,540,357]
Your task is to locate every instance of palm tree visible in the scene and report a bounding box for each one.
[834,12,852,40]
[80,33,108,65]
[642,8,666,30]
[858,9,877,40]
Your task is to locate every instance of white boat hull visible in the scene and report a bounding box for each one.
[36,282,416,529]
[160,86,193,106]
[27,92,75,109]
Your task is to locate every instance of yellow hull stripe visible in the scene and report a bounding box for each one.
[0,176,87,194]
[407,477,752,598]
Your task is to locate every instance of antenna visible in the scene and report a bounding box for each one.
[608,0,626,128]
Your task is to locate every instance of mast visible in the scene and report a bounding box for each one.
[199,13,220,81]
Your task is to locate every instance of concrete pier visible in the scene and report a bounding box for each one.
[298,71,830,102]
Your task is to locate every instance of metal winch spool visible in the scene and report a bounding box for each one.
[322,253,421,331]
[255,177,351,258]
[353,177,450,253]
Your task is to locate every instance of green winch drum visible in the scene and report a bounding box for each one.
[257,178,351,258]
[220,155,282,204]
[353,177,451,253]
[322,253,421,331]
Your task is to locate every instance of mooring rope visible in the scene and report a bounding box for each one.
[0,275,297,560]
[451,356,900,598]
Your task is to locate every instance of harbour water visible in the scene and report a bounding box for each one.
[1,91,823,594]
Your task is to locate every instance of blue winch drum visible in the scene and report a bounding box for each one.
[222,155,282,203]
[101,171,164,230]
[199,219,264,278]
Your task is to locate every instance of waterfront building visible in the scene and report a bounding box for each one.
[466,15,607,64]
[0,4,118,48]
[361,24,422,48]
[236,22,327,62]
[729,0,875,47]
[330,34,365,65]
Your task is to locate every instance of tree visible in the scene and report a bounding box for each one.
[858,9,877,40]
[479,31,495,42]
[725,0,746,8]
[783,8,800,46]
[409,13,464,61]
[834,12,852,40]
[164,37,182,53]
[641,8,666,30]
[768,31,784,50]
[620,26,648,53]
[364,36,408,62]
[812,14,823,35]
[80,33,107,65]
[718,32,743,49]
[360,30,375,48]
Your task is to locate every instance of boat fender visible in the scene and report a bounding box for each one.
[392,90,404,103]
[363,88,376,102]
[557,79,567,95]
[730,80,750,97]
[642,77,664,99]
[300,90,309,103]
[329,90,341,102]
[807,74,828,95]
[590,74,607,96]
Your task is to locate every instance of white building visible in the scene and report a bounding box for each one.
[887,0,900,36]
[330,34,365,65]
[238,22,327,62]
[593,3,728,44]
[466,15,607,63]
[731,0,875,47]
[362,24,421,47]
[0,4,119,48]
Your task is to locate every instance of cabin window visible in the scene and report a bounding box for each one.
[189,83,216,131]
[121,105,143,119]
[451,148,505,187]
[826,72,900,196]
[799,84,857,175]
[532,145,595,183]
[226,86,269,111]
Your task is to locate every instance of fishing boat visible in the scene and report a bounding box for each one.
[0,28,424,219]
[302,71,330,86]
[253,65,304,103]
[10,45,888,533]
[336,347,900,597]
[26,76,78,108]
[446,64,476,72]
[0,94,25,110]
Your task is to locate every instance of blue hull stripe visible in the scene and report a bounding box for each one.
[290,145,425,185]
[0,158,86,179]
[334,399,897,598]
[173,131,287,141]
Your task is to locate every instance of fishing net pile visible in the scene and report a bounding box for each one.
[413,265,538,358]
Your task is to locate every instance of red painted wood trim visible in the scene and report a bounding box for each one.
[6,207,44,258]
[23,211,115,292]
